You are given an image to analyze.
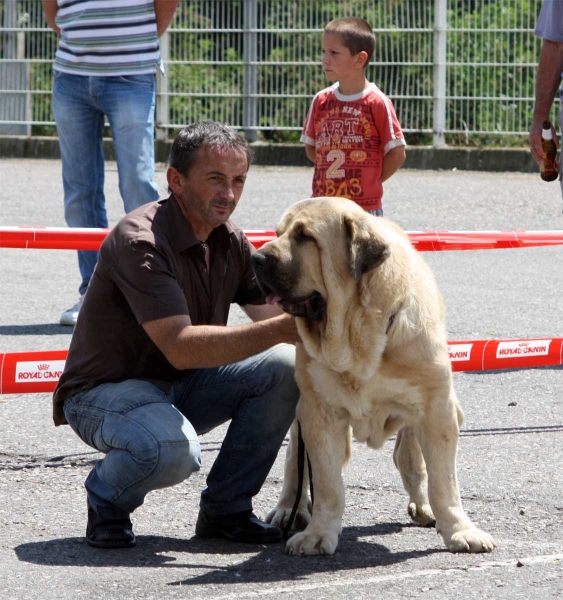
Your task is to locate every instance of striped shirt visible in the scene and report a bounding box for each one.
[53,0,161,76]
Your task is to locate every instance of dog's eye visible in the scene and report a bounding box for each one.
[295,226,316,244]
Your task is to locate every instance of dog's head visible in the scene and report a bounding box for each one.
[251,198,390,321]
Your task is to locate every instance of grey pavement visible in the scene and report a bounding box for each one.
[0,159,563,599]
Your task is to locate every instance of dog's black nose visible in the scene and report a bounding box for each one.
[251,252,268,270]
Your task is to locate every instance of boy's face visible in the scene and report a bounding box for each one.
[321,32,366,82]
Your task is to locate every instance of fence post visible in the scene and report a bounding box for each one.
[243,0,258,141]
[155,29,170,141]
[0,0,30,135]
[433,0,447,147]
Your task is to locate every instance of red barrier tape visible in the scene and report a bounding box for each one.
[448,338,563,372]
[0,350,67,394]
[0,227,275,251]
[2,339,562,394]
[2,226,563,252]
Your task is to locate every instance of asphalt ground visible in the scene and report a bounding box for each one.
[0,159,563,599]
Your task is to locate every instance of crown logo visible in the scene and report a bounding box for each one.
[38,364,49,370]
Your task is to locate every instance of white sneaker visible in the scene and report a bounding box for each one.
[60,294,85,326]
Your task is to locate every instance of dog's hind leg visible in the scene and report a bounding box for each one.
[416,384,496,553]
[265,419,312,531]
[393,426,435,527]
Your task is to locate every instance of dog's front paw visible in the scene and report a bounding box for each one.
[286,528,339,556]
[445,527,497,553]
[265,505,311,531]
[407,501,436,527]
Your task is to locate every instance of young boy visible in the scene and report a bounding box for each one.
[301,17,406,216]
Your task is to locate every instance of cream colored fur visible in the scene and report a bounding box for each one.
[261,198,496,556]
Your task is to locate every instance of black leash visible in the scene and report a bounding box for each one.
[282,421,314,541]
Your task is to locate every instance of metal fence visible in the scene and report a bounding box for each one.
[0,0,549,145]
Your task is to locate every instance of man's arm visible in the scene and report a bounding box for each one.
[41,0,60,35]
[143,312,299,370]
[155,0,180,37]
[242,302,285,321]
[530,40,563,165]
[381,145,406,183]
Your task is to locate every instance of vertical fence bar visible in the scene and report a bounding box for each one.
[0,0,31,135]
[433,0,447,147]
[243,0,257,140]
[155,29,170,141]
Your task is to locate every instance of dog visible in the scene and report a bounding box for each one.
[251,197,497,556]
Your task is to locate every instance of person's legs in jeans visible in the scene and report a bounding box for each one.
[171,343,299,516]
[63,379,202,517]
[366,208,384,217]
[52,72,108,296]
[99,74,160,212]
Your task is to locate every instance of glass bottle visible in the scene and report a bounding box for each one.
[540,121,558,182]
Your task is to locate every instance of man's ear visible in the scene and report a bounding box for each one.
[166,167,184,197]
[344,214,390,280]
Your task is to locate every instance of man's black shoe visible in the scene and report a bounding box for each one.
[86,500,136,549]
[195,509,282,543]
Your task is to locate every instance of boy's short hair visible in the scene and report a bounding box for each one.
[324,17,375,66]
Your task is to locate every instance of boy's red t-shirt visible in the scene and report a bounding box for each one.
[301,82,405,212]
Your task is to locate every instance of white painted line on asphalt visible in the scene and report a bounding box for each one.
[211,552,563,600]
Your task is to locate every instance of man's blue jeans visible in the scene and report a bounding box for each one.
[52,72,160,295]
[63,344,298,517]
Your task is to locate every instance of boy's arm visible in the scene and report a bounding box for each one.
[381,145,406,183]
[305,144,316,163]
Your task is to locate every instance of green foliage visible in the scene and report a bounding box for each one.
[6,0,549,146]
[445,0,544,137]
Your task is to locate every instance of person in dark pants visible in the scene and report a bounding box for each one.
[53,122,301,548]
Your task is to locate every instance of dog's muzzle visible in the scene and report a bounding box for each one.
[252,251,326,321]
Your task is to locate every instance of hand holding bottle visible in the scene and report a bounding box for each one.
[530,119,559,180]
[540,121,559,182]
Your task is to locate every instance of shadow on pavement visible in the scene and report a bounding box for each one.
[15,522,445,585]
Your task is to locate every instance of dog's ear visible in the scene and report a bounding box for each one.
[344,214,390,280]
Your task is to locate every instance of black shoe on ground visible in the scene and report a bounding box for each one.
[195,509,282,543]
[86,500,136,549]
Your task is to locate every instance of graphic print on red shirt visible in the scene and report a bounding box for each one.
[301,83,405,212]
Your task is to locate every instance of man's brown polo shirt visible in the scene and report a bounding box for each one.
[53,195,265,426]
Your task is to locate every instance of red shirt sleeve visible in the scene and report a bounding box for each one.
[370,90,405,155]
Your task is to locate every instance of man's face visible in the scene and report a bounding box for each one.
[173,146,248,235]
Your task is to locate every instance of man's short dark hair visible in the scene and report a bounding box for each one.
[324,17,375,66]
[169,121,252,178]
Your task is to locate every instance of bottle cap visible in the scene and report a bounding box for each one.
[542,121,553,140]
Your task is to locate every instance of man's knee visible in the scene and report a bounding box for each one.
[155,439,202,488]
[116,402,202,489]
[268,344,298,398]
[254,344,299,435]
